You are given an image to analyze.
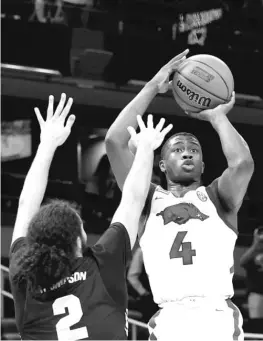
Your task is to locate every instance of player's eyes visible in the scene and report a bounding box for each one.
[191,149,198,153]
[175,148,183,152]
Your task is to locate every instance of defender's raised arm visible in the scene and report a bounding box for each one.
[111,115,172,248]
[11,94,75,246]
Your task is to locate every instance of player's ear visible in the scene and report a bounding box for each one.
[159,159,166,173]
[201,162,205,174]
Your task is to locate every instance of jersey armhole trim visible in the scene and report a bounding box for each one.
[138,183,157,241]
[205,183,238,236]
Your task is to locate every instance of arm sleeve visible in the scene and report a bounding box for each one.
[90,222,132,306]
[92,222,132,267]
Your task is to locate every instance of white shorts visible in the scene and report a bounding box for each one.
[148,298,244,341]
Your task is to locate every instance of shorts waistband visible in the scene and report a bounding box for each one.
[159,296,231,309]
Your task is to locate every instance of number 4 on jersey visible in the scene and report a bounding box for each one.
[170,231,196,265]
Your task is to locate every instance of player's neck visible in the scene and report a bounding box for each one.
[167,180,201,198]
[75,249,83,257]
[75,244,84,258]
[75,237,85,258]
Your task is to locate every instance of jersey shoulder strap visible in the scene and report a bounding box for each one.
[155,186,170,195]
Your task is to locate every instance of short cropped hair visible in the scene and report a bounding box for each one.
[160,132,201,160]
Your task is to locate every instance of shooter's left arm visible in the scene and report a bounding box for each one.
[211,114,254,212]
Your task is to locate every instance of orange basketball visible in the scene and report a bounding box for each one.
[172,54,234,113]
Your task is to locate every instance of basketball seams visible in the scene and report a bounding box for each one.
[172,87,201,111]
[176,71,227,102]
[188,59,231,99]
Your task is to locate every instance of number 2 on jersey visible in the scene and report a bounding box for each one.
[53,294,88,341]
[170,231,196,265]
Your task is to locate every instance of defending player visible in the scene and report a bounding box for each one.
[105,51,254,341]
[9,93,172,340]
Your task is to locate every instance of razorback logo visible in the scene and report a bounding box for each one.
[156,203,209,225]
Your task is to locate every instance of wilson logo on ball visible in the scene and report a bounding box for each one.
[176,80,211,107]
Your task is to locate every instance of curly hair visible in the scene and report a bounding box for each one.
[12,199,83,292]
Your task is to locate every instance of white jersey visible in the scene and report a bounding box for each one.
[139,180,238,306]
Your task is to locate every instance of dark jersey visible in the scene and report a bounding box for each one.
[9,222,131,340]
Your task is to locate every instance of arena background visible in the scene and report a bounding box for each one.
[1,0,263,339]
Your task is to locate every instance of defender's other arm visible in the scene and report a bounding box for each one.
[127,247,149,296]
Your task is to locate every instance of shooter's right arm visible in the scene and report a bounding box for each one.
[105,83,159,191]
[105,49,189,191]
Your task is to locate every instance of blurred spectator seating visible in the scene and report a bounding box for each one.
[240,225,263,333]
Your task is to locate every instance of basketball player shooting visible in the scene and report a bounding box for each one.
[105,50,254,341]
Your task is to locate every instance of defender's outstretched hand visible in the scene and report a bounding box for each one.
[185,92,235,122]
[127,115,173,154]
[34,93,75,147]
[149,49,189,94]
